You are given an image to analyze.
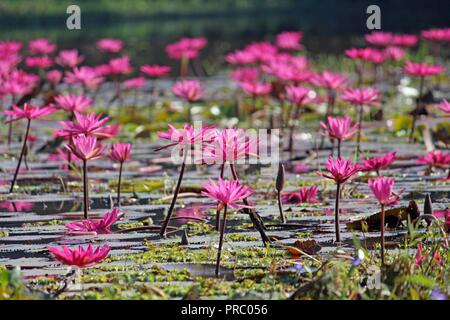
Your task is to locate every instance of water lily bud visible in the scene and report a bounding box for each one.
[276,163,285,192]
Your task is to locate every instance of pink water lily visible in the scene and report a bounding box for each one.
[47,69,62,85]
[320,116,358,158]
[421,28,450,43]
[4,103,56,122]
[282,186,318,204]
[368,176,399,264]
[66,135,104,161]
[384,46,405,61]
[140,65,171,78]
[96,38,123,53]
[225,49,257,65]
[403,61,444,78]
[56,49,84,68]
[342,87,380,106]
[66,135,104,219]
[203,178,253,209]
[311,71,348,90]
[318,157,361,184]
[106,55,132,75]
[48,244,110,268]
[368,177,398,206]
[58,111,110,138]
[54,94,92,114]
[28,38,56,55]
[201,128,257,165]
[4,104,56,193]
[361,152,397,176]
[417,150,450,168]
[230,67,260,83]
[365,31,393,47]
[66,208,123,234]
[172,80,203,102]
[202,177,253,276]
[391,34,418,47]
[403,61,445,143]
[156,123,216,237]
[64,66,105,89]
[276,31,303,51]
[155,124,216,152]
[317,157,360,242]
[25,56,53,69]
[342,87,380,157]
[240,81,272,96]
[123,77,145,90]
[110,143,132,206]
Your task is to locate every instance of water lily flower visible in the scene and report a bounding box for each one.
[403,61,445,142]
[156,123,216,236]
[107,55,132,75]
[368,176,399,264]
[64,66,104,89]
[166,37,206,76]
[368,177,398,206]
[66,135,104,219]
[201,128,257,165]
[140,65,171,78]
[383,46,405,61]
[56,49,84,68]
[123,77,145,90]
[4,103,56,123]
[230,67,259,83]
[54,94,92,114]
[417,150,450,179]
[25,56,53,69]
[320,116,358,157]
[66,134,104,162]
[202,177,253,276]
[225,49,257,65]
[282,186,318,204]
[48,244,110,268]
[109,143,132,206]
[156,123,216,152]
[365,31,393,47]
[391,34,418,47]
[3,103,56,193]
[47,69,62,85]
[66,208,123,234]
[28,38,56,55]
[172,79,203,102]
[403,61,444,78]
[311,71,348,91]
[317,157,360,242]
[275,31,303,51]
[58,111,110,138]
[240,81,272,96]
[361,152,397,176]
[342,87,380,156]
[96,38,123,53]
[421,28,450,43]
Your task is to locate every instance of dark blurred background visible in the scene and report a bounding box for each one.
[0,0,448,68]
